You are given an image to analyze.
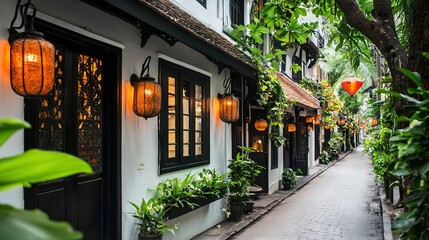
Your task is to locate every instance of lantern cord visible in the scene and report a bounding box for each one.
[139,56,151,79]
[223,77,232,94]
[9,0,36,32]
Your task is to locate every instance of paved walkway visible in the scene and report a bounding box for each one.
[231,146,383,240]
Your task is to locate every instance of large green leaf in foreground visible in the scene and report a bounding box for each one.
[0,149,93,191]
[0,204,82,240]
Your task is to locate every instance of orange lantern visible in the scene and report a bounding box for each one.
[305,116,315,123]
[254,119,268,131]
[287,123,296,132]
[307,125,313,131]
[324,125,330,130]
[314,119,320,125]
[9,1,55,97]
[371,118,378,126]
[341,77,363,96]
[218,94,239,123]
[131,57,162,119]
[338,119,346,126]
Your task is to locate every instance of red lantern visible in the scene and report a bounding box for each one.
[341,77,363,96]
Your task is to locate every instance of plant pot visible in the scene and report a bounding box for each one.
[138,234,163,240]
[244,200,255,213]
[228,201,244,221]
[282,182,292,190]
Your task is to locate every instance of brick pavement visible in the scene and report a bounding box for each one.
[231,146,383,240]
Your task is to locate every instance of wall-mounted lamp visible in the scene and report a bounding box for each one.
[254,118,268,131]
[9,0,55,97]
[130,56,161,119]
[218,77,239,123]
[314,115,320,125]
[287,123,296,132]
[305,116,315,123]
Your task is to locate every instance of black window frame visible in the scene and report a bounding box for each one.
[196,0,207,8]
[230,0,244,26]
[159,59,210,174]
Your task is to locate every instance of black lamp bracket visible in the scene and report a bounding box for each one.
[130,56,155,86]
[8,0,40,44]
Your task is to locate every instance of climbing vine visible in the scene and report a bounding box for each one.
[231,0,316,146]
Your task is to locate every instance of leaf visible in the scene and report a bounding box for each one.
[0,149,92,191]
[0,204,82,240]
[0,119,31,147]
[398,68,422,87]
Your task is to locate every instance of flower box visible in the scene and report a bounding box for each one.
[166,194,221,220]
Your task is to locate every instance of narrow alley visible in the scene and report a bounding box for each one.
[232,146,383,240]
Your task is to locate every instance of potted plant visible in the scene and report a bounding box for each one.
[281,168,298,190]
[227,146,263,218]
[130,198,177,240]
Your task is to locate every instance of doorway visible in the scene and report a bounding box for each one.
[24,19,121,240]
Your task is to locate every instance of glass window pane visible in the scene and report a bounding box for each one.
[168,77,175,94]
[168,144,176,158]
[195,100,202,117]
[183,144,189,156]
[183,115,189,129]
[183,130,189,144]
[168,114,176,129]
[195,132,202,143]
[183,99,190,114]
[168,95,175,107]
[195,85,202,100]
[168,131,176,144]
[183,82,190,97]
[195,144,202,155]
[196,117,202,131]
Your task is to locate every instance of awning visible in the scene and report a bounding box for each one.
[277,73,320,109]
[99,0,256,77]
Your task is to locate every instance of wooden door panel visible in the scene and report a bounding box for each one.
[77,178,103,240]
[36,187,66,221]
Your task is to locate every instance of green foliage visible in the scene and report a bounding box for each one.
[281,168,299,187]
[318,151,331,164]
[152,169,228,210]
[328,131,344,153]
[132,168,227,236]
[130,198,176,237]
[227,146,264,203]
[0,118,93,239]
[386,61,429,238]
[231,0,321,145]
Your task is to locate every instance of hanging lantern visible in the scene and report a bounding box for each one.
[324,125,330,130]
[338,119,346,126]
[287,123,296,132]
[218,77,239,123]
[218,94,239,123]
[314,119,320,125]
[9,0,55,97]
[254,118,268,131]
[371,118,378,126]
[307,125,313,131]
[131,56,161,119]
[341,77,363,96]
[305,116,315,123]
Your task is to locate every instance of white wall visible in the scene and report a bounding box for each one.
[0,0,27,208]
[1,0,233,239]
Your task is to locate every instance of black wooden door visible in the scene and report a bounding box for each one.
[24,19,121,240]
[248,108,269,193]
[295,117,308,175]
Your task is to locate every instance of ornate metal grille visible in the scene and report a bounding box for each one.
[38,47,65,152]
[77,54,103,173]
